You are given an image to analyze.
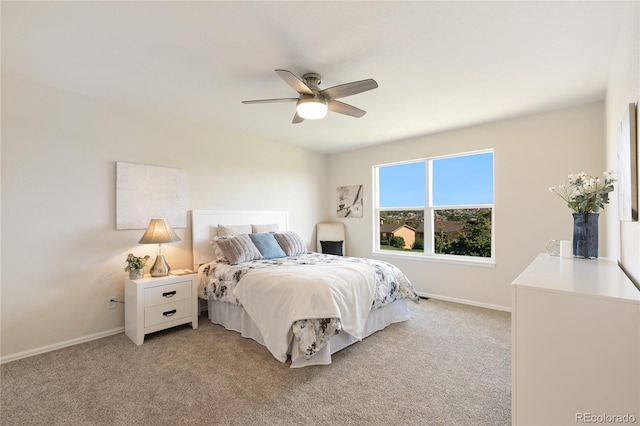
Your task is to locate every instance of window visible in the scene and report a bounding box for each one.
[374,151,494,263]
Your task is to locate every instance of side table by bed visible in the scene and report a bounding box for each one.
[124,273,198,345]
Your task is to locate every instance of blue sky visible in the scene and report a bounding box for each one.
[379,152,494,207]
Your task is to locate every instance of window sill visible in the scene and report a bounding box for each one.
[371,251,496,268]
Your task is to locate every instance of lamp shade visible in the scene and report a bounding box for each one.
[296,97,328,120]
[138,218,181,244]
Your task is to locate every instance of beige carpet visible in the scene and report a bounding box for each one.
[0,299,511,425]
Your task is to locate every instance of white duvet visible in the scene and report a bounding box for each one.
[232,262,376,362]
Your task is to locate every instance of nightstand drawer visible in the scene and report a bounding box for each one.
[144,299,192,327]
[144,280,191,307]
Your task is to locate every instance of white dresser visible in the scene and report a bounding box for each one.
[125,273,198,345]
[512,254,640,426]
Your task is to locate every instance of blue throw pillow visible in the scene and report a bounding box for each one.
[249,232,287,260]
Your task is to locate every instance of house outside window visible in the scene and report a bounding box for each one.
[374,150,494,264]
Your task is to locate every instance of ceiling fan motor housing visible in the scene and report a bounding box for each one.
[301,73,322,92]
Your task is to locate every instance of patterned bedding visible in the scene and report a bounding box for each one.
[199,252,419,359]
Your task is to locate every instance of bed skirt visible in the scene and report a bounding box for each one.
[206,299,410,368]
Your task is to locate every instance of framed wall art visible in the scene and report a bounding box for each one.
[617,102,638,221]
[337,185,363,218]
[116,161,188,230]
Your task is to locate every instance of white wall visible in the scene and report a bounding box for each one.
[605,2,640,285]
[4,3,637,359]
[328,102,606,310]
[0,76,328,360]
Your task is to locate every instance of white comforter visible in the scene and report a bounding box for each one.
[232,263,376,363]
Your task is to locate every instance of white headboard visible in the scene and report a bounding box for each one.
[191,210,289,269]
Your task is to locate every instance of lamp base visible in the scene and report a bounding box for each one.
[149,254,170,277]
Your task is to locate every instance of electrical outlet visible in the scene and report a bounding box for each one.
[107,296,117,309]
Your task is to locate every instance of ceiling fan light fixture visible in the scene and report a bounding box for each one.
[296,97,328,120]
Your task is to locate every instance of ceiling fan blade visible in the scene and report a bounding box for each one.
[320,79,378,100]
[242,98,298,104]
[275,69,314,95]
[292,112,305,124]
[328,100,366,118]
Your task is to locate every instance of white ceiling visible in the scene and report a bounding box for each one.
[1,1,634,154]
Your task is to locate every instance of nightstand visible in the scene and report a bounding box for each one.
[124,273,198,345]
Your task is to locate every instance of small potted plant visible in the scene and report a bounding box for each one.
[125,253,150,279]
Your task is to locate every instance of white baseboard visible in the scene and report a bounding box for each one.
[1,326,125,364]
[417,291,511,312]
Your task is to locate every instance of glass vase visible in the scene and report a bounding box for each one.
[572,213,599,259]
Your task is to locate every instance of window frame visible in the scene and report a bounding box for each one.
[373,150,495,266]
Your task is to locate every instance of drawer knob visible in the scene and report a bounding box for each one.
[163,309,177,317]
[162,291,177,298]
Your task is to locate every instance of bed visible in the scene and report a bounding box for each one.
[191,210,419,367]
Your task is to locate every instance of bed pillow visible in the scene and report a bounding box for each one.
[320,240,344,256]
[215,234,262,264]
[249,232,286,260]
[274,232,307,257]
[217,224,252,237]
[211,236,233,263]
[251,223,280,233]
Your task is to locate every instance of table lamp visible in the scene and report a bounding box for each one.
[138,218,181,277]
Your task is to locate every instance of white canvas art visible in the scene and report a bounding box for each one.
[337,185,363,218]
[617,103,638,221]
[116,162,187,230]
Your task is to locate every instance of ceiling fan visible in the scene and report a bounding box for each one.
[242,69,378,124]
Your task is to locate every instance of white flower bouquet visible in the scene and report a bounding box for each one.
[549,171,616,214]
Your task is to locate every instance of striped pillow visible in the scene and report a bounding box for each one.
[274,232,307,257]
[214,234,262,264]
